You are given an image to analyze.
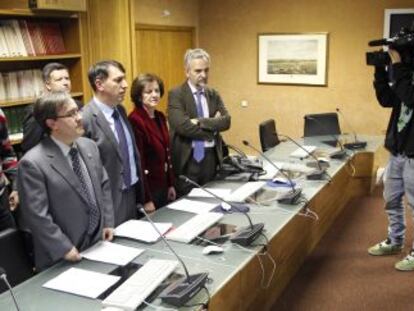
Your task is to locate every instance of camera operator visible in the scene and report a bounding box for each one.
[368,47,414,271]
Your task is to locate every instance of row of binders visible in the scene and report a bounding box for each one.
[0,19,66,57]
[0,69,43,101]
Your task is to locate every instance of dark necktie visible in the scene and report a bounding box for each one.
[69,147,100,235]
[193,90,205,162]
[113,109,132,187]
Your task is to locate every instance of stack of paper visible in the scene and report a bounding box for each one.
[43,268,120,299]
[81,241,144,266]
[167,199,218,214]
[115,219,172,243]
[289,146,317,158]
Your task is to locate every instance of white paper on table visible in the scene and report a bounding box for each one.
[114,219,172,243]
[43,267,120,299]
[167,199,218,214]
[289,146,317,158]
[81,241,144,266]
[187,187,232,198]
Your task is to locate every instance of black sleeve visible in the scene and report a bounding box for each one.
[21,105,44,154]
[373,66,401,108]
[392,63,414,108]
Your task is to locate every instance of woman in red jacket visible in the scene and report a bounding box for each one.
[129,74,176,212]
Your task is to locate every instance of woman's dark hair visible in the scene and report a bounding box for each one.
[130,73,164,108]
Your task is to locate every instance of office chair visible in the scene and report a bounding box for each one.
[304,112,341,137]
[0,228,34,293]
[259,119,280,152]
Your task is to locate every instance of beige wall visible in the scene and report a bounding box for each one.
[134,0,199,27]
[198,0,414,149]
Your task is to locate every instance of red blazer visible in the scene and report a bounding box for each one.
[128,106,175,203]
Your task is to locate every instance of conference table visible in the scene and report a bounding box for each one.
[0,135,383,311]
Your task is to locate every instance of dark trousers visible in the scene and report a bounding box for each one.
[176,148,218,197]
[0,188,15,231]
[115,185,138,226]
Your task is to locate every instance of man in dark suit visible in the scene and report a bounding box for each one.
[18,92,114,270]
[21,62,83,153]
[82,60,144,226]
[168,48,231,195]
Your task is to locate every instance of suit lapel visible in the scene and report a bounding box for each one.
[89,101,123,161]
[137,107,164,144]
[205,88,214,117]
[44,138,90,206]
[182,83,198,118]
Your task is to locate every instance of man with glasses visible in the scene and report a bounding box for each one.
[18,92,114,270]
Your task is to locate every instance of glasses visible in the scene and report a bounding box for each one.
[56,108,81,119]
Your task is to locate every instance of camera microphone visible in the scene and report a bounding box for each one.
[179,175,264,246]
[304,115,347,160]
[139,206,209,307]
[0,267,21,311]
[368,38,392,47]
[241,140,302,205]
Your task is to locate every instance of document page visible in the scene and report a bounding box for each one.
[81,241,144,266]
[187,188,232,198]
[114,219,172,243]
[167,199,218,214]
[43,267,120,299]
[289,145,317,158]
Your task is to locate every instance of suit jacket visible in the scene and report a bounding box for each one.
[21,99,83,153]
[18,137,114,270]
[128,106,174,204]
[82,100,144,225]
[167,82,231,175]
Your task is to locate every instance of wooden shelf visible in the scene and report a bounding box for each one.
[0,54,82,62]
[0,92,83,107]
[0,9,79,18]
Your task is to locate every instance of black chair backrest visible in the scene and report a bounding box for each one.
[259,119,280,152]
[0,228,34,293]
[304,112,341,137]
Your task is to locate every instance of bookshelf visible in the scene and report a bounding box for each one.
[0,9,85,145]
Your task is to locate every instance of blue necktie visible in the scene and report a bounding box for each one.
[69,148,100,235]
[113,109,132,187]
[193,90,205,162]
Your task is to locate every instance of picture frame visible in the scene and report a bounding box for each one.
[257,33,328,86]
[384,8,414,38]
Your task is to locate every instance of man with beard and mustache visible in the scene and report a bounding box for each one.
[168,48,231,196]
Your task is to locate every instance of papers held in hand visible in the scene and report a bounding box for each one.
[115,219,172,243]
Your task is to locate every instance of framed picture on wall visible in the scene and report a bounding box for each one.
[384,8,414,38]
[257,33,328,86]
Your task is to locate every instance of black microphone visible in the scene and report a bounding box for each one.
[335,108,367,149]
[0,267,21,311]
[224,143,264,173]
[278,134,329,181]
[241,140,302,205]
[304,115,347,160]
[179,175,264,247]
[139,207,208,307]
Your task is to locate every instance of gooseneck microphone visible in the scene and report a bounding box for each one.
[335,108,367,149]
[277,134,329,181]
[304,115,347,160]
[0,267,21,311]
[241,140,302,205]
[139,207,209,307]
[179,175,264,246]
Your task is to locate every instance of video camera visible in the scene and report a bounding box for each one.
[366,25,414,67]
